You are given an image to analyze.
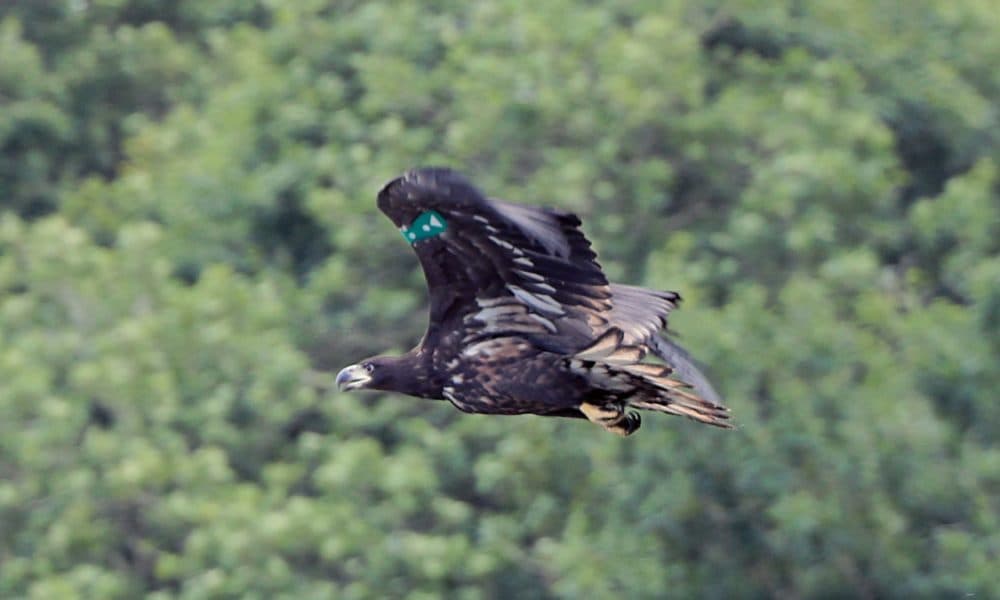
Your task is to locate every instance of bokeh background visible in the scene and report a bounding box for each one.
[2,1,998,598]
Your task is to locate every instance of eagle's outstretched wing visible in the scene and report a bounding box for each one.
[377,167,613,352]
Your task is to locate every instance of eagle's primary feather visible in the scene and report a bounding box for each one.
[336,167,731,435]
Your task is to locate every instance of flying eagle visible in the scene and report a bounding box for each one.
[336,168,730,435]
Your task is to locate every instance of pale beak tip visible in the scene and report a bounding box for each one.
[335,367,352,391]
[336,364,369,391]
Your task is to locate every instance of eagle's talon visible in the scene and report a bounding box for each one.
[622,411,641,434]
[606,412,641,437]
[580,402,643,436]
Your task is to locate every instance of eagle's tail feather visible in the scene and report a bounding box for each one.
[568,327,732,430]
[628,396,732,428]
[626,363,731,428]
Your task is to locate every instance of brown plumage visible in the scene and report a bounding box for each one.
[336,167,731,435]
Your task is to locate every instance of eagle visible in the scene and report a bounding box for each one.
[336,168,730,435]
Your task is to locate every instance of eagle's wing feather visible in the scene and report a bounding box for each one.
[648,335,724,407]
[377,168,612,351]
[605,283,724,405]
[607,283,679,346]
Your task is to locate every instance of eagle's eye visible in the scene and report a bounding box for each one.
[364,363,374,374]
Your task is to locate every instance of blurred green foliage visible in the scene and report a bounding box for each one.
[1,1,998,598]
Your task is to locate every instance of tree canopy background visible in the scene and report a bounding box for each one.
[1,1,997,598]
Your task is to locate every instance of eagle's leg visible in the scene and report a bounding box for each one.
[579,402,641,437]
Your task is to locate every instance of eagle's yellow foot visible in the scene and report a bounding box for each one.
[579,403,641,436]
[606,411,641,437]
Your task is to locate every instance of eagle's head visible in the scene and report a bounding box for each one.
[336,355,423,394]
[335,359,377,391]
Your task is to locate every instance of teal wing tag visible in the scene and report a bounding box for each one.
[401,210,447,244]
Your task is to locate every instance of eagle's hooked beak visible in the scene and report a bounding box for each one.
[336,364,371,391]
